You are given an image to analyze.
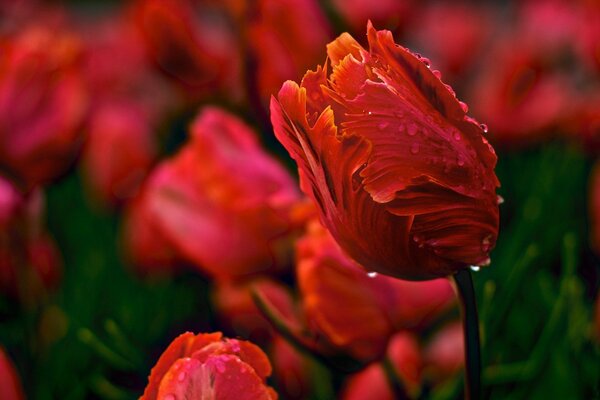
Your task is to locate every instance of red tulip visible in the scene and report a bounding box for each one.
[331,0,414,32]
[0,177,62,301]
[0,24,87,189]
[124,107,300,279]
[244,0,332,104]
[271,23,499,280]
[141,331,277,400]
[0,346,25,400]
[82,100,156,205]
[270,335,312,400]
[340,332,422,400]
[423,321,464,383]
[297,220,454,362]
[410,3,492,80]
[134,0,242,100]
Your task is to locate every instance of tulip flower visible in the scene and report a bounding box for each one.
[423,322,464,383]
[123,107,300,279]
[0,346,25,400]
[271,22,499,281]
[271,23,497,399]
[141,331,277,400]
[0,176,62,302]
[340,332,422,400]
[0,24,87,189]
[297,220,454,362]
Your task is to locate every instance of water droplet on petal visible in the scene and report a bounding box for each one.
[481,235,492,252]
[459,101,469,113]
[453,131,461,141]
[421,57,431,67]
[497,195,504,205]
[367,271,378,278]
[432,70,442,79]
[480,123,488,133]
[407,124,418,136]
[470,266,480,272]
[378,122,389,130]
[457,155,465,166]
[410,142,420,154]
[479,258,491,266]
[165,395,176,400]
[178,372,187,382]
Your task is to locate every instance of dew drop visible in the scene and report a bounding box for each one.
[470,266,480,272]
[378,122,389,130]
[432,69,442,79]
[367,111,373,116]
[453,131,461,141]
[367,271,378,278]
[497,195,504,205]
[479,258,491,266]
[164,395,176,400]
[407,124,418,136]
[410,142,420,154]
[178,372,187,382]
[480,123,488,133]
[457,155,465,166]
[459,101,469,113]
[421,57,431,67]
[481,235,492,252]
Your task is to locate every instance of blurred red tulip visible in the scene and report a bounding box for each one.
[0,176,61,302]
[79,12,178,206]
[411,3,491,80]
[331,0,414,32]
[270,335,312,400]
[244,0,332,104]
[340,332,422,400]
[211,278,297,345]
[297,220,454,362]
[0,346,25,400]
[135,0,242,101]
[271,23,499,280]
[124,107,300,279]
[141,331,277,400]
[0,24,87,189]
[82,101,156,205]
[423,321,464,383]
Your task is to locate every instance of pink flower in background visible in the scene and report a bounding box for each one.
[423,322,464,383]
[141,331,277,400]
[340,332,422,400]
[410,3,491,81]
[0,347,25,400]
[135,0,242,101]
[82,101,156,205]
[80,13,177,206]
[0,176,62,302]
[0,24,87,189]
[297,220,455,362]
[244,0,332,104]
[332,0,414,33]
[124,107,301,279]
[270,336,312,400]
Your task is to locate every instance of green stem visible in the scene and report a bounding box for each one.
[453,269,481,400]
[381,356,411,400]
